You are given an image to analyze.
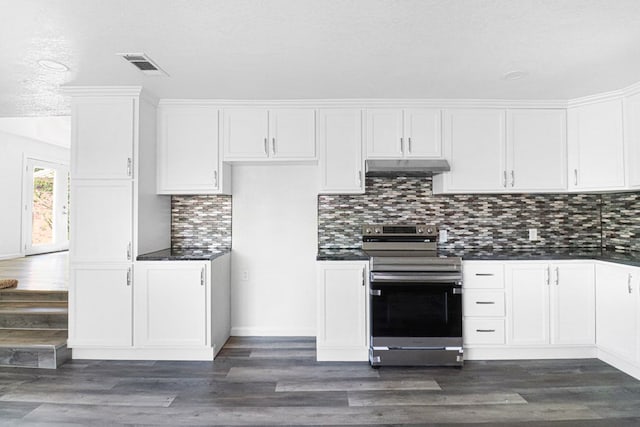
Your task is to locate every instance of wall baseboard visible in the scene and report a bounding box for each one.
[0,253,23,261]
[231,326,315,337]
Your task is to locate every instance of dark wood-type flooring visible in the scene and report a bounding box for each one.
[0,337,639,425]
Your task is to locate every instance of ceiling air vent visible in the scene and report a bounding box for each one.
[118,53,168,76]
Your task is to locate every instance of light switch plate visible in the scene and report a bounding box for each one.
[439,229,448,243]
[528,228,538,241]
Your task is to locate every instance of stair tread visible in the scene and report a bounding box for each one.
[0,329,67,348]
[0,302,68,315]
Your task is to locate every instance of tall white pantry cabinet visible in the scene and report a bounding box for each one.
[66,87,171,356]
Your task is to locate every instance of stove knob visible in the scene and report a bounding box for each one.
[375,228,381,234]
[365,228,371,234]
[417,228,424,234]
[427,227,434,234]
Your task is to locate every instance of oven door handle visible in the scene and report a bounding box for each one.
[370,272,462,284]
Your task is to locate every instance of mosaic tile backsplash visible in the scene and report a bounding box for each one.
[318,177,604,250]
[171,178,640,253]
[601,192,640,252]
[171,195,232,250]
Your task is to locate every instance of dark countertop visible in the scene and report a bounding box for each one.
[317,247,640,267]
[316,248,369,261]
[137,247,231,261]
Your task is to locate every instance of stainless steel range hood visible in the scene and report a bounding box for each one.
[365,159,451,177]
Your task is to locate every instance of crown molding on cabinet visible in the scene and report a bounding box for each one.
[62,86,159,106]
[158,98,568,109]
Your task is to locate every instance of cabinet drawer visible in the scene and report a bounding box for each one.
[463,263,504,289]
[464,319,505,345]
[463,291,505,317]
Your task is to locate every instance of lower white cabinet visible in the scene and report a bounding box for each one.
[595,262,639,363]
[69,264,133,347]
[506,262,595,347]
[134,262,209,347]
[316,261,368,361]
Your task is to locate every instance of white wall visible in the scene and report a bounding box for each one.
[231,164,318,336]
[0,131,70,259]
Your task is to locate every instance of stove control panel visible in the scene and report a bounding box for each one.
[362,224,437,237]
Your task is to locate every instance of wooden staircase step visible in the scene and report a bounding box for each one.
[0,301,68,329]
[0,329,70,369]
[0,289,68,302]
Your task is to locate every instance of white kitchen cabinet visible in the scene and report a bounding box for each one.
[157,105,230,194]
[365,109,441,159]
[134,262,208,347]
[69,180,133,264]
[506,109,567,192]
[625,92,640,188]
[318,109,365,194]
[436,109,506,192]
[507,263,595,346]
[435,108,567,193]
[507,263,550,345]
[222,108,315,161]
[316,261,368,361]
[71,97,135,180]
[568,99,625,191]
[69,264,133,347]
[596,262,638,363]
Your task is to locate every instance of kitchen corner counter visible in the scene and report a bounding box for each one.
[137,247,231,261]
[316,248,369,261]
[440,247,640,268]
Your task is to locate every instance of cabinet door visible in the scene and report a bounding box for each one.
[71,97,135,180]
[222,109,269,159]
[316,262,367,360]
[550,263,595,345]
[625,93,640,188]
[507,109,566,192]
[568,100,625,190]
[158,106,220,194]
[69,265,132,347]
[70,180,132,263]
[506,264,550,345]
[442,109,506,192]
[596,263,638,362]
[365,109,404,158]
[134,262,207,347]
[268,109,316,159]
[318,109,364,194]
[404,109,442,158]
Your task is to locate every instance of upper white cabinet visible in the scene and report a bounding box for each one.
[506,109,567,192]
[157,105,230,195]
[365,109,442,159]
[222,108,315,161]
[568,99,625,191]
[437,109,506,192]
[71,97,135,180]
[434,108,567,193]
[318,109,365,194]
[625,92,640,188]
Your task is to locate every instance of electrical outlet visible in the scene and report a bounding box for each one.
[439,229,448,243]
[241,270,249,281]
[528,228,538,241]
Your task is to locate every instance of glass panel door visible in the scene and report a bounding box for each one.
[24,159,70,255]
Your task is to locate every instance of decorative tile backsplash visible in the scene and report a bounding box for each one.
[171,195,232,250]
[601,192,640,252]
[170,178,640,253]
[318,177,603,250]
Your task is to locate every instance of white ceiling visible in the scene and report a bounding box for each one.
[1,0,640,117]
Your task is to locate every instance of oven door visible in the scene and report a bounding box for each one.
[369,272,462,348]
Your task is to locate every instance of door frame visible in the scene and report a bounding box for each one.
[21,155,70,256]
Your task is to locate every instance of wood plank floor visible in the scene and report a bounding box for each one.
[0,337,639,425]
[0,252,68,291]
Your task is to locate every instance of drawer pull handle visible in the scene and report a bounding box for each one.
[474,273,494,277]
[475,301,495,305]
[476,329,496,333]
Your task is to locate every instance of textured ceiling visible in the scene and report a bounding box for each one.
[1,0,640,117]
